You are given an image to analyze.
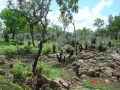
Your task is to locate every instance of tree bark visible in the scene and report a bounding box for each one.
[30,25,35,47]
[32,25,45,75]
[12,33,15,40]
[32,40,43,75]
[72,21,77,55]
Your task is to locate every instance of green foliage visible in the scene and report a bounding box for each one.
[93,18,104,29]
[16,34,24,41]
[43,68,60,79]
[12,62,26,79]
[17,46,33,55]
[107,14,120,38]
[0,39,37,56]
[56,0,79,14]
[96,53,111,60]
[0,9,27,36]
[3,32,9,42]
[91,36,97,44]
[3,48,14,57]
[0,75,24,90]
[37,62,61,79]
[64,44,74,53]
[24,33,31,40]
[76,27,93,36]
[34,33,41,40]
[42,43,52,55]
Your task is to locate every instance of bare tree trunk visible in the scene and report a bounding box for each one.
[72,21,77,55]
[32,40,43,75]
[32,26,45,75]
[30,25,35,47]
[12,33,15,40]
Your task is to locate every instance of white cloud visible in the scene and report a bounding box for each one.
[0,0,114,32]
[92,0,113,16]
[48,0,114,32]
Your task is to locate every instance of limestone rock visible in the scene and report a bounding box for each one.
[50,78,70,89]
[95,68,102,73]
[0,60,5,65]
[89,59,96,63]
[78,59,84,64]
[104,79,110,84]
[50,80,62,89]
[73,64,80,72]
[72,77,80,81]
[40,84,49,90]
[87,69,96,77]
[33,73,50,88]
[111,77,117,81]
[108,63,116,69]
[71,61,78,66]
[104,67,113,76]
[95,72,100,77]
[0,69,6,75]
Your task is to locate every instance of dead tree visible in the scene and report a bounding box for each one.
[28,41,31,46]
[78,44,83,52]
[52,45,56,53]
[68,50,74,58]
[56,53,65,62]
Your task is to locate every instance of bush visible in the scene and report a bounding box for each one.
[34,33,41,40]
[16,34,24,41]
[17,46,32,55]
[12,62,26,79]
[64,44,74,53]
[3,48,14,57]
[0,75,24,90]
[24,33,31,40]
[37,62,60,79]
[42,43,52,55]
[3,32,9,42]
[43,68,60,79]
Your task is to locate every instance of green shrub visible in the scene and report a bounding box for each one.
[0,75,24,90]
[42,43,52,55]
[3,32,9,42]
[16,34,24,41]
[12,62,26,79]
[17,46,32,55]
[24,33,31,40]
[3,48,14,57]
[37,62,60,79]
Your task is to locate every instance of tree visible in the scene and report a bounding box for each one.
[58,14,70,32]
[8,0,79,75]
[107,15,114,37]
[47,24,62,39]
[8,0,39,47]
[107,14,120,39]
[57,0,79,55]
[32,0,79,75]
[0,22,3,32]
[93,18,104,29]
[95,28,108,37]
[31,0,51,75]
[93,18,104,36]
[76,27,93,36]
[0,9,27,40]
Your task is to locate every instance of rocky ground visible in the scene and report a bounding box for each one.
[0,49,120,90]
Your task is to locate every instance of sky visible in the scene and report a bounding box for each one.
[0,0,120,32]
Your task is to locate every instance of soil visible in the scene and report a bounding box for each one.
[0,49,120,90]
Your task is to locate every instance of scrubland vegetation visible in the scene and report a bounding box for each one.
[0,0,120,90]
